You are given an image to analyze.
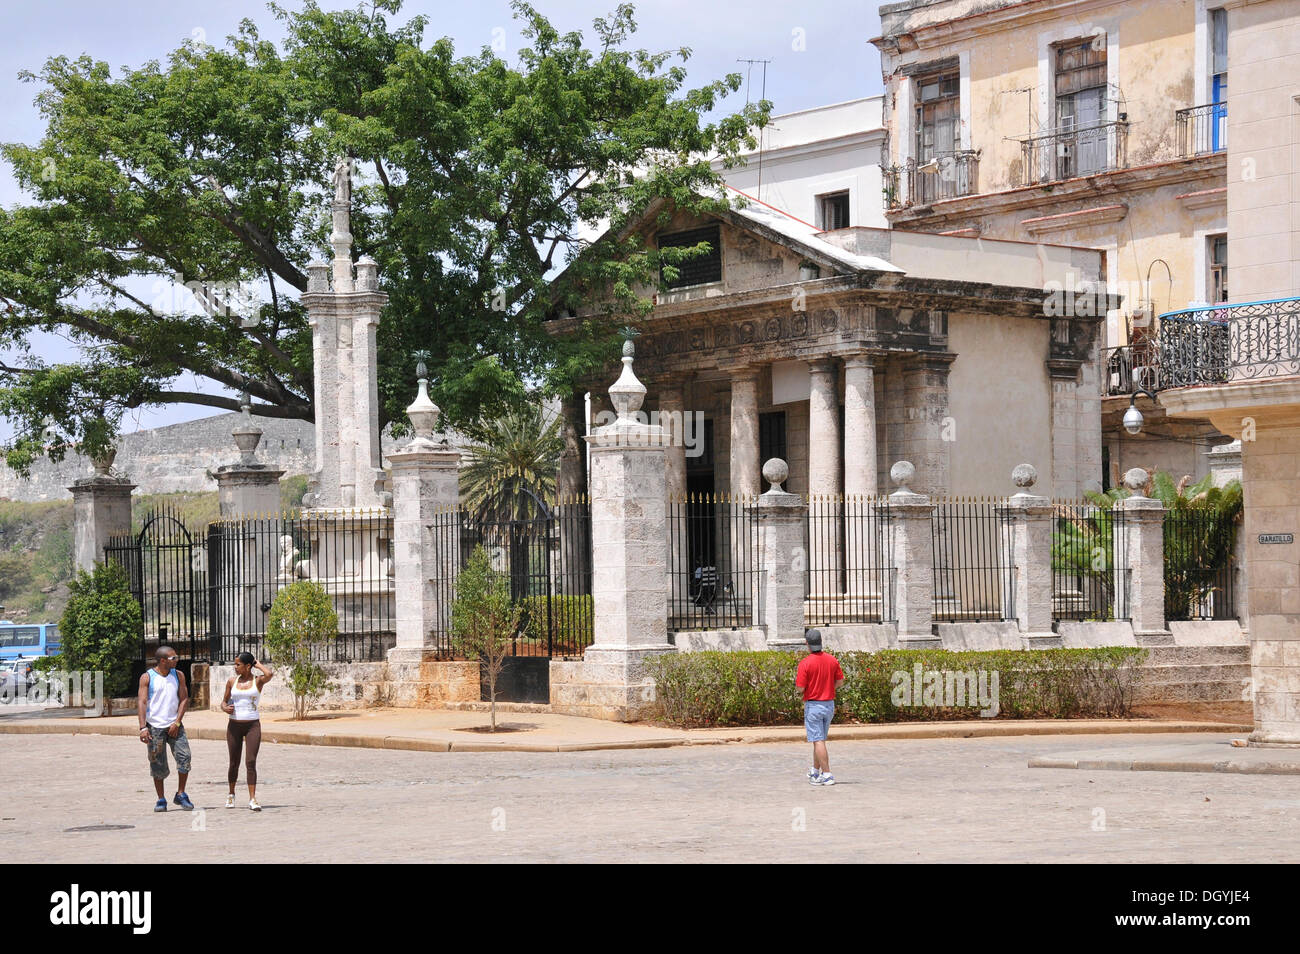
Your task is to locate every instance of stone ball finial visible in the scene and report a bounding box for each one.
[762,458,789,492]
[1123,467,1149,497]
[622,337,635,359]
[1012,463,1038,490]
[890,460,915,493]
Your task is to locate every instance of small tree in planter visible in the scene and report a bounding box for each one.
[451,545,523,732]
[264,580,338,720]
[60,561,141,698]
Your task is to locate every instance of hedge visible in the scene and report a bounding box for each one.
[518,594,594,655]
[643,648,1148,728]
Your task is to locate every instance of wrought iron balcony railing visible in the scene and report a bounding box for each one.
[882,151,980,210]
[1176,102,1228,157]
[1159,297,1300,388]
[1019,120,1129,185]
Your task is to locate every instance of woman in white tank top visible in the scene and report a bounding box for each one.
[221,652,274,811]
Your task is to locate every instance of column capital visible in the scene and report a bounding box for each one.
[843,350,885,370]
[728,363,763,383]
[807,357,837,375]
[904,351,958,373]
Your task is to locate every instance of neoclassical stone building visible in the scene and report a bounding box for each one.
[551,196,1109,504]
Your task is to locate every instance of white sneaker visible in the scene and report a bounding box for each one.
[225,794,235,809]
[807,767,821,782]
[816,773,836,786]
[248,797,261,812]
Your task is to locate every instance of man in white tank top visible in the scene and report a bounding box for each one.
[136,646,193,812]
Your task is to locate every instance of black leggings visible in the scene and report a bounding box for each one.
[226,720,262,787]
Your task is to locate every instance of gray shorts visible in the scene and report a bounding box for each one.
[146,725,192,779]
[804,700,835,742]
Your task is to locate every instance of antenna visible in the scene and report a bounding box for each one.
[738,58,772,199]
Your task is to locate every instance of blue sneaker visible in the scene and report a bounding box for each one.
[173,792,194,811]
[815,773,836,786]
[154,798,167,812]
[807,768,821,784]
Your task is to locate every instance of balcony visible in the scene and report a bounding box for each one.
[1158,298,1300,389]
[1176,102,1228,157]
[1019,120,1129,185]
[882,151,980,210]
[1103,341,1163,397]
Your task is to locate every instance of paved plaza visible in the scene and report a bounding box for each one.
[3,731,1296,863]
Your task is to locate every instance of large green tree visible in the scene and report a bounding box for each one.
[0,0,766,473]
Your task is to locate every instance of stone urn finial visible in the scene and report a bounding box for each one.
[406,354,441,440]
[1012,463,1038,492]
[231,391,264,464]
[1122,467,1149,498]
[762,458,789,493]
[608,335,645,424]
[890,460,916,495]
[92,446,117,477]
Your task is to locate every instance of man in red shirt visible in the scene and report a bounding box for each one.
[795,628,844,785]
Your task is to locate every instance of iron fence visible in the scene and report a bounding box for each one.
[428,501,593,659]
[1159,297,1300,387]
[1051,501,1130,622]
[805,495,894,624]
[1176,102,1227,157]
[1164,507,1237,621]
[206,510,395,663]
[930,499,1012,622]
[1102,342,1162,396]
[882,151,980,210]
[667,494,758,632]
[1020,120,1129,185]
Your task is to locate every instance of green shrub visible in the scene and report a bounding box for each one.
[519,594,593,655]
[59,561,142,697]
[265,580,338,719]
[644,648,1148,728]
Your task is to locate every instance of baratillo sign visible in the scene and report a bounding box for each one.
[1259,533,1295,545]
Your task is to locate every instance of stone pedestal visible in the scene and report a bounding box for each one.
[214,465,285,518]
[550,343,673,721]
[753,459,807,651]
[1114,470,1168,642]
[884,462,934,640]
[997,465,1054,636]
[69,474,136,572]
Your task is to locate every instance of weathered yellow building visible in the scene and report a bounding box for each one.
[872,0,1232,487]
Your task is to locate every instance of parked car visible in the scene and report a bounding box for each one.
[0,657,38,696]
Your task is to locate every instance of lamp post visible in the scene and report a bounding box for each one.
[1122,388,1159,435]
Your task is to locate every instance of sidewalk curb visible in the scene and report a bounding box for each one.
[1029,754,1300,776]
[0,717,1252,754]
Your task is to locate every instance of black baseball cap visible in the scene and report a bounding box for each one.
[804,628,823,650]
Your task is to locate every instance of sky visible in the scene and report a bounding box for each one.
[0,0,887,442]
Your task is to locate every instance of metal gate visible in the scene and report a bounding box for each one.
[105,506,210,664]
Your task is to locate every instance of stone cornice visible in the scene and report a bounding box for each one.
[1021,203,1128,235]
[886,154,1226,228]
[1176,186,1228,211]
[877,0,1137,55]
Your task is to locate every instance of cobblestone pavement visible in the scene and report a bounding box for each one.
[4,732,1295,863]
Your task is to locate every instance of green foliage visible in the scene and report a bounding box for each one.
[644,648,1149,728]
[59,561,141,697]
[30,653,62,673]
[0,552,34,601]
[0,0,768,471]
[519,594,593,656]
[461,401,564,522]
[264,580,338,719]
[451,545,523,730]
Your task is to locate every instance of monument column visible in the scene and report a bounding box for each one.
[843,352,879,599]
[69,452,135,573]
[729,366,761,499]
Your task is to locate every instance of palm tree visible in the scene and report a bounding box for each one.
[460,402,564,523]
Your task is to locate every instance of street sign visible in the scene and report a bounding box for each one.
[1258,533,1294,545]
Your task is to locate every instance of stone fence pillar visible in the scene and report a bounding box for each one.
[753,458,807,651]
[388,373,460,661]
[70,453,135,573]
[214,403,284,518]
[997,464,1055,638]
[884,461,936,644]
[1114,468,1169,642]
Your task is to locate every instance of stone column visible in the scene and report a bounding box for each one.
[387,373,461,661]
[660,383,688,606]
[844,352,879,597]
[808,359,842,596]
[1114,468,1168,642]
[350,257,388,508]
[754,459,808,651]
[729,367,761,499]
[303,260,339,508]
[551,339,672,721]
[884,461,937,644]
[997,464,1054,639]
[557,391,589,596]
[902,353,956,496]
[69,455,135,573]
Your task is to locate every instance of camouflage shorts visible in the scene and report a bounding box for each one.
[146,725,192,779]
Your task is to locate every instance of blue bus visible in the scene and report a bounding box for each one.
[0,622,60,661]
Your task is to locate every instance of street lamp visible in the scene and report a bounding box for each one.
[1123,388,1159,435]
